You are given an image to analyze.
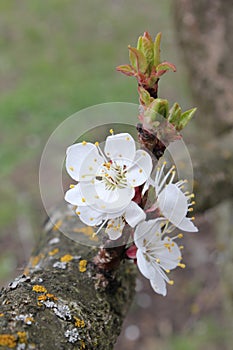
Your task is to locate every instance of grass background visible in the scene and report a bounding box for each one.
[0,1,230,349]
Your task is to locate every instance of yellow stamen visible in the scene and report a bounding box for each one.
[168,280,174,285]
[109,128,114,134]
[178,263,186,269]
[69,166,74,171]
[82,198,86,203]
[95,141,99,147]
[82,141,87,146]
[178,233,183,239]
[70,184,75,189]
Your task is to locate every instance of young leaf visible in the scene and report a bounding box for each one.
[138,86,152,105]
[128,46,148,73]
[177,108,197,130]
[116,64,136,76]
[148,98,169,119]
[154,32,162,67]
[156,62,176,72]
[168,102,182,124]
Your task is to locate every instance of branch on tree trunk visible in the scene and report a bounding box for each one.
[0,205,136,350]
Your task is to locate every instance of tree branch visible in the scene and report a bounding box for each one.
[0,205,136,350]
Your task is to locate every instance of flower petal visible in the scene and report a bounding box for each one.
[104,133,136,162]
[105,217,125,240]
[156,237,181,270]
[64,184,87,206]
[66,142,100,181]
[126,150,152,186]
[124,201,146,227]
[93,182,134,214]
[150,273,167,296]
[158,184,188,227]
[134,218,164,249]
[76,206,104,226]
[177,217,198,232]
[136,249,155,280]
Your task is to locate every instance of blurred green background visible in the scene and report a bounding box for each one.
[0,1,231,349]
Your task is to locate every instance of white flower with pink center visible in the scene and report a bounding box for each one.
[65,132,152,238]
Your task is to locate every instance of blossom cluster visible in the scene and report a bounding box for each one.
[65,132,198,296]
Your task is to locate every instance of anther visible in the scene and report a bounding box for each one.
[82,141,87,146]
[69,184,75,189]
[178,263,186,269]
[168,280,174,285]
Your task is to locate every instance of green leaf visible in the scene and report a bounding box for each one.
[156,61,176,72]
[116,64,135,76]
[148,98,169,119]
[178,108,197,130]
[168,102,182,124]
[138,86,152,105]
[141,36,154,68]
[128,46,148,73]
[154,32,162,67]
[137,36,143,51]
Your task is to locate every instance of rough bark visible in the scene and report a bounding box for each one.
[0,205,136,350]
[192,129,233,212]
[173,0,233,330]
[174,0,233,135]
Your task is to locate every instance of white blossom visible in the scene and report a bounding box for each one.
[65,132,152,238]
[152,161,198,232]
[134,219,184,296]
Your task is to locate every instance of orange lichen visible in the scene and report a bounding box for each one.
[73,226,98,242]
[17,331,27,344]
[74,316,85,328]
[48,248,59,256]
[25,316,34,324]
[60,254,73,263]
[32,285,47,293]
[46,293,58,301]
[52,219,63,231]
[0,334,17,348]
[37,293,58,306]
[79,260,87,273]
[37,295,47,302]
[30,253,44,268]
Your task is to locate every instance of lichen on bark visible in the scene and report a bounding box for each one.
[0,205,136,350]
